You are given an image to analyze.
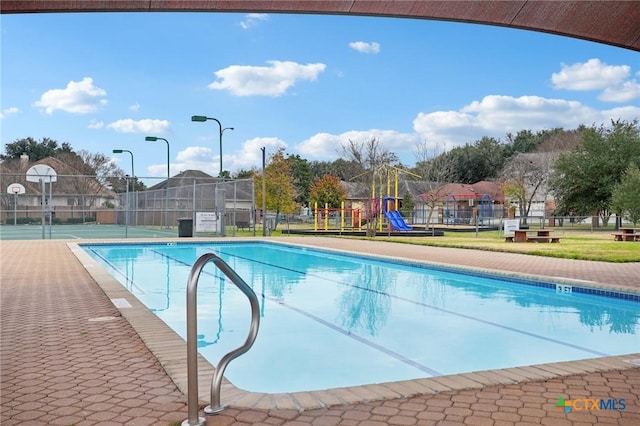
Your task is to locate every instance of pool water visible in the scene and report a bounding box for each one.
[83,241,640,393]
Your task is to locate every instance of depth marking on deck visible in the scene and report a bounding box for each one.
[111,298,132,308]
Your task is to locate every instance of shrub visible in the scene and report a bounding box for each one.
[5,217,41,225]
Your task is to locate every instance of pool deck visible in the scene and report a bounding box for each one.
[1,236,639,425]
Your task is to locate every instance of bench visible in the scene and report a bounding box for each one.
[235,221,251,230]
[526,236,551,243]
[526,236,561,243]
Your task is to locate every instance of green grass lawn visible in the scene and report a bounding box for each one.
[374,231,640,263]
[258,228,640,263]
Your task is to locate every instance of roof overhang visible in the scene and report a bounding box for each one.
[2,0,639,52]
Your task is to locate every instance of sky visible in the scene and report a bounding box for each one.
[1,11,639,184]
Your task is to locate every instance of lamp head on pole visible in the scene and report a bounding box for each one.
[191,115,208,122]
[145,136,158,141]
[112,149,123,153]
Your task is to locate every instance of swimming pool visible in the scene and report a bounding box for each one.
[83,241,640,394]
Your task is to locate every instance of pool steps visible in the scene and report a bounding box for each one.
[184,253,261,425]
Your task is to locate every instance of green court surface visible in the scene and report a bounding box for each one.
[0,224,183,240]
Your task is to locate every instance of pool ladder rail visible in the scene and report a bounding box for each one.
[183,253,261,426]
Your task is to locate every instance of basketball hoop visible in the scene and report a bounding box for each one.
[6,183,26,195]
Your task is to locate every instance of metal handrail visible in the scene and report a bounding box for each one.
[182,253,260,426]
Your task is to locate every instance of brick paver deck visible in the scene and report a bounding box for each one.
[1,237,639,425]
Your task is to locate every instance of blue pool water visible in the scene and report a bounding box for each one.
[83,241,640,393]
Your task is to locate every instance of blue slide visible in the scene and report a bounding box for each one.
[384,210,413,231]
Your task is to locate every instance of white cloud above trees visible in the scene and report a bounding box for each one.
[0,106,20,119]
[412,94,640,151]
[551,58,639,102]
[106,118,170,134]
[349,41,380,54]
[208,61,326,96]
[33,77,107,114]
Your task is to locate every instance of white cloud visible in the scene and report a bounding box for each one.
[176,146,213,163]
[106,118,171,133]
[598,80,640,102]
[147,164,173,178]
[167,146,217,176]
[349,41,380,54]
[33,77,107,114]
[129,102,140,111]
[152,138,286,177]
[228,137,287,171]
[240,13,269,29]
[412,94,640,148]
[296,130,419,160]
[551,58,631,91]
[88,119,104,129]
[208,60,326,97]
[294,93,640,164]
[0,106,20,119]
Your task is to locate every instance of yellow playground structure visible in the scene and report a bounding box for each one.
[313,164,420,232]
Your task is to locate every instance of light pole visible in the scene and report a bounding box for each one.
[112,149,134,190]
[145,136,170,229]
[190,115,233,178]
[192,115,234,237]
[113,149,135,230]
[261,147,267,236]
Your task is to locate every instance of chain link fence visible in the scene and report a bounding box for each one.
[0,172,256,238]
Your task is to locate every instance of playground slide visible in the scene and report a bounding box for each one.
[384,211,412,231]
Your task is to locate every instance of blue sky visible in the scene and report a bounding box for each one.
[1,11,639,181]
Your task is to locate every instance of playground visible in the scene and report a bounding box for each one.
[293,164,497,237]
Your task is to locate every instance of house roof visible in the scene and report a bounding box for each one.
[146,169,218,191]
[1,156,116,197]
[145,170,255,203]
[420,181,504,203]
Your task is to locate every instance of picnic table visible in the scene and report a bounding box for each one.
[612,228,640,241]
[506,229,561,243]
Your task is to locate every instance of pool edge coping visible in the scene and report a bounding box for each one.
[68,238,640,412]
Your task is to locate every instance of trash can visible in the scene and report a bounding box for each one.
[177,218,193,237]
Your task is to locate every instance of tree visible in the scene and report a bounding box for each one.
[400,191,414,218]
[504,128,564,157]
[286,154,313,207]
[107,169,147,193]
[56,150,121,207]
[341,137,398,236]
[2,137,73,161]
[549,120,640,226]
[464,136,506,183]
[309,158,364,182]
[233,169,254,179]
[500,152,555,225]
[309,174,347,208]
[611,164,640,226]
[432,136,506,184]
[254,147,297,230]
[411,141,455,224]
